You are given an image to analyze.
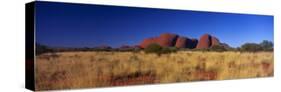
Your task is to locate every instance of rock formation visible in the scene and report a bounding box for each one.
[175,36,189,48]
[196,34,212,49]
[157,33,179,47]
[196,34,221,49]
[139,33,221,49]
[139,37,158,48]
[211,37,220,47]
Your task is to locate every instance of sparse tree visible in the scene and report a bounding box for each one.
[36,43,53,55]
[240,43,263,52]
[259,40,273,51]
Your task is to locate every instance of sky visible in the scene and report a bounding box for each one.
[35,1,273,48]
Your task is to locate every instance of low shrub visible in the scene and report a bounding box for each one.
[209,45,227,52]
[144,43,178,55]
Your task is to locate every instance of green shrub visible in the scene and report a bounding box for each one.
[240,40,274,52]
[144,43,178,55]
[209,45,227,52]
[240,43,263,52]
[144,43,162,54]
[260,40,273,51]
[36,44,53,55]
[162,47,178,54]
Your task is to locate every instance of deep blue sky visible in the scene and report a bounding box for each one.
[35,1,273,48]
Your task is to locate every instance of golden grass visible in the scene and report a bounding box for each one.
[35,51,273,90]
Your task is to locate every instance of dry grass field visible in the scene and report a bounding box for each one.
[35,51,273,90]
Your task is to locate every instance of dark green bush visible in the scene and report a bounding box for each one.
[162,47,178,54]
[144,43,178,55]
[240,43,263,52]
[36,44,53,55]
[240,40,273,52]
[209,45,227,52]
[144,43,162,54]
[260,40,273,51]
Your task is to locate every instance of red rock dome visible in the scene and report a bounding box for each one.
[157,33,178,47]
[211,36,220,47]
[196,34,220,49]
[139,37,158,48]
[196,34,212,49]
[175,36,189,48]
[139,33,220,49]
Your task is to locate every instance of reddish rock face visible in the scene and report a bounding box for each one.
[211,37,220,47]
[175,37,188,48]
[139,37,158,48]
[196,34,220,49]
[157,33,178,47]
[196,34,212,49]
[175,37,198,49]
[139,33,220,49]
